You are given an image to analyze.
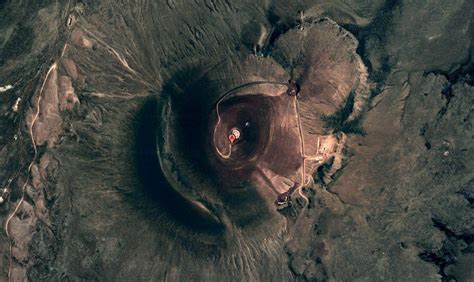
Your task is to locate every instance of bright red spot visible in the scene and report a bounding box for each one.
[229,134,236,143]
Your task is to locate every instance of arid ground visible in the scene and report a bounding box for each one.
[0,0,473,281]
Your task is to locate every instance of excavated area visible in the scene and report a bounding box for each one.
[211,89,303,195]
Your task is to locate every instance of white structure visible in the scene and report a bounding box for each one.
[231,128,241,139]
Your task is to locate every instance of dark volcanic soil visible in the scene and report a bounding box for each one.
[0,0,473,281]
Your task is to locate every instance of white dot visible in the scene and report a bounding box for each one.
[232,129,241,139]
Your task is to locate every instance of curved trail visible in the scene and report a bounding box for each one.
[213,81,287,159]
[213,81,322,206]
[4,61,52,279]
[3,11,156,279]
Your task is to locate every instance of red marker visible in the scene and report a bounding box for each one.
[228,128,241,144]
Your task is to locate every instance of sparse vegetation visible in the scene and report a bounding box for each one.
[320,90,366,135]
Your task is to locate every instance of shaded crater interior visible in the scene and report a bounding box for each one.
[133,98,224,233]
[212,94,273,168]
